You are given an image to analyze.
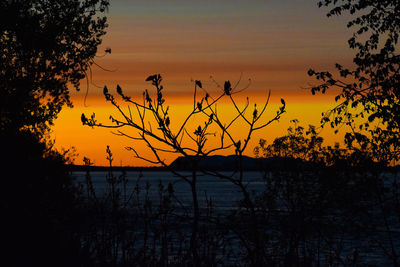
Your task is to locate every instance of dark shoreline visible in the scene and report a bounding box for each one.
[67,165,167,172]
[66,154,399,172]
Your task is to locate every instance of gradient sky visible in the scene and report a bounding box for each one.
[53,0,355,166]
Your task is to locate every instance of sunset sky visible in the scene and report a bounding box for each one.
[53,0,355,166]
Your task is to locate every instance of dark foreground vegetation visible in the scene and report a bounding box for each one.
[2,0,400,266]
[70,143,400,266]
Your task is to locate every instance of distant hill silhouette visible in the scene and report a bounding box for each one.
[169,155,307,171]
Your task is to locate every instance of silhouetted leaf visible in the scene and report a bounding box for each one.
[146,74,156,81]
[195,80,202,88]
[116,84,122,95]
[253,108,258,119]
[81,113,87,125]
[224,81,231,95]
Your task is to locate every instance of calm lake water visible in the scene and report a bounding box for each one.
[72,170,399,265]
[73,171,266,210]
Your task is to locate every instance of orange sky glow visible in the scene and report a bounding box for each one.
[52,0,355,166]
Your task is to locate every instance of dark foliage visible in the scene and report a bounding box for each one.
[309,0,400,164]
[0,0,109,135]
[0,130,89,267]
[77,132,399,266]
[254,123,400,266]
[0,1,109,266]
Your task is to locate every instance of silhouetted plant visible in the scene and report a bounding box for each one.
[0,2,110,266]
[254,121,400,266]
[80,146,232,266]
[82,74,285,265]
[308,0,400,166]
[0,0,109,135]
[306,3,400,264]
[254,119,324,162]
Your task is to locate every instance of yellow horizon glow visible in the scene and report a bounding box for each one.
[52,90,345,167]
